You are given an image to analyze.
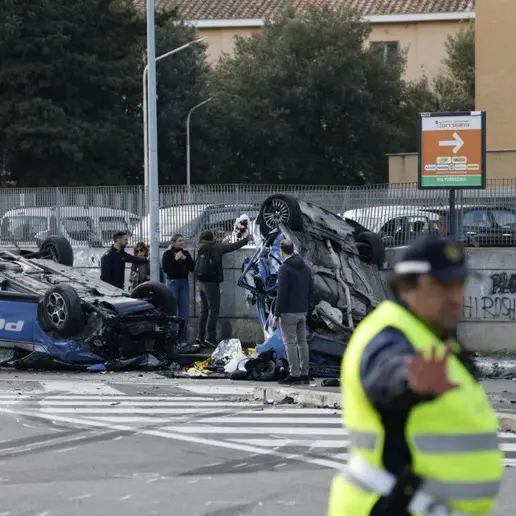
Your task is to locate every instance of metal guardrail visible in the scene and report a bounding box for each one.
[0,181,515,247]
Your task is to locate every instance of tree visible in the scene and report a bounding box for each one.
[433,23,475,112]
[0,0,146,186]
[197,7,419,185]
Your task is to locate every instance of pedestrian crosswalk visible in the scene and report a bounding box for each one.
[2,391,516,468]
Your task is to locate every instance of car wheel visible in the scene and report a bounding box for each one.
[259,194,303,237]
[355,231,386,267]
[42,285,84,338]
[39,236,74,267]
[131,281,177,315]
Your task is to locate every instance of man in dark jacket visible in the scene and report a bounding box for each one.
[195,229,250,348]
[273,239,312,385]
[100,231,148,290]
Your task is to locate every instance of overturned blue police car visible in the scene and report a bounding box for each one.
[0,236,182,370]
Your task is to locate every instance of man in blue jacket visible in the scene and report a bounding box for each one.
[273,239,313,384]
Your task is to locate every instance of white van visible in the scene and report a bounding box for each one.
[0,206,140,247]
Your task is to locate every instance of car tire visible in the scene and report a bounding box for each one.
[41,285,84,338]
[39,236,74,267]
[131,281,177,315]
[356,231,386,267]
[259,194,303,238]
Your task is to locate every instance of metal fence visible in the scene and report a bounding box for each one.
[1,181,516,247]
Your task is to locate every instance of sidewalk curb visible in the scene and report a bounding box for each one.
[252,386,342,408]
[253,387,516,432]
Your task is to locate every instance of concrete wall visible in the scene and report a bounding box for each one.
[384,247,516,353]
[73,246,516,352]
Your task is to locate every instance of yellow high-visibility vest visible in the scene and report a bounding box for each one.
[328,301,503,516]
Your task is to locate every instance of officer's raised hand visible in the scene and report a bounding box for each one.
[406,343,459,396]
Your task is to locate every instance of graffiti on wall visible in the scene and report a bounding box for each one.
[463,272,516,321]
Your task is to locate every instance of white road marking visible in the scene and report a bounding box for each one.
[40,403,255,413]
[39,400,236,406]
[88,417,176,423]
[68,494,92,501]
[119,495,132,501]
[3,394,516,472]
[40,381,124,395]
[196,417,341,425]
[247,408,342,415]
[161,425,346,435]
[41,396,215,402]
[176,385,256,396]
[54,447,78,454]
[0,407,346,470]
[228,439,347,448]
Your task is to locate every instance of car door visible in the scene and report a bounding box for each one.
[489,208,516,246]
[461,208,494,246]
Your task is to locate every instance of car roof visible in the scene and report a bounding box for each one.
[421,204,516,213]
[344,206,438,217]
[2,206,139,217]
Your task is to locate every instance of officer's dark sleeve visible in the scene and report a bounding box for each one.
[360,327,435,411]
[100,253,112,284]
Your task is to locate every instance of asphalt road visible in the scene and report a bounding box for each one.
[0,373,515,515]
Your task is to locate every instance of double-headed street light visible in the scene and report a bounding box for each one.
[143,36,207,189]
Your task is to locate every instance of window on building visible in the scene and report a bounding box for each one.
[370,41,399,62]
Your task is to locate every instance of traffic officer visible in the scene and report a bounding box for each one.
[328,235,503,516]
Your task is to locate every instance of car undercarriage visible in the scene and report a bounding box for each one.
[239,194,387,377]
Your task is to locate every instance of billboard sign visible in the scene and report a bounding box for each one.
[417,111,486,189]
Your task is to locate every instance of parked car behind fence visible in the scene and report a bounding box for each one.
[0,206,140,248]
[342,206,441,248]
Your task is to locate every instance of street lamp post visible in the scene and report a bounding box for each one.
[143,37,207,189]
[186,97,214,203]
[145,0,160,282]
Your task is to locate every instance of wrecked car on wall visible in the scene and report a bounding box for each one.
[0,236,183,370]
[238,194,388,378]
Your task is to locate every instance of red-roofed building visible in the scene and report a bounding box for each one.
[135,0,474,79]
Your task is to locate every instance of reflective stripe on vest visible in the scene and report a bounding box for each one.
[350,430,500,454]
[414,432,500,454]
